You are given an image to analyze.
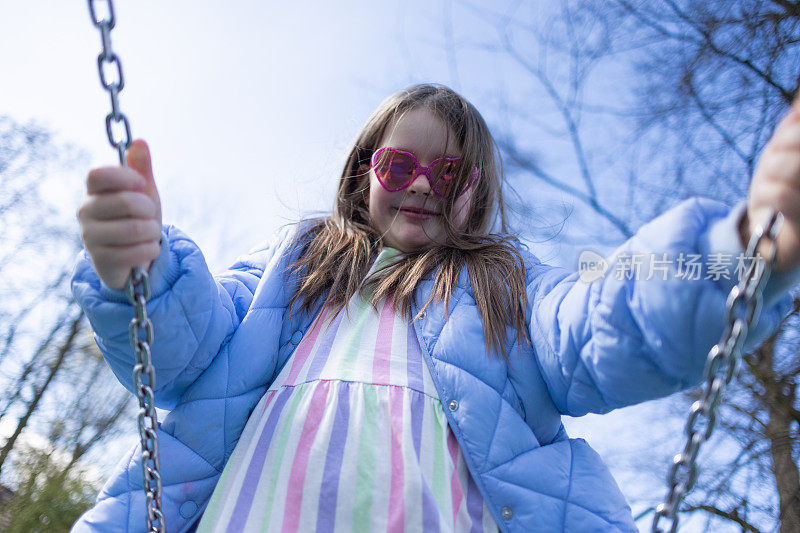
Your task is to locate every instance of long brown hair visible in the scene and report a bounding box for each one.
[286,84,529,360]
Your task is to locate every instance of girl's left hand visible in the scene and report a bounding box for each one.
[743,94,800,273]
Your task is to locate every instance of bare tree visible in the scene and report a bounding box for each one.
[0,116,134,513]
[442,0,798,530]
[0,310,84,474]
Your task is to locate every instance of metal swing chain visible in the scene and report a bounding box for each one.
[87,1,165,531]
[651,208,783,533]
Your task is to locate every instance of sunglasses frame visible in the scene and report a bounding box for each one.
[369,147,478,199]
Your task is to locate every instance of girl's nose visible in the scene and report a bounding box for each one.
[408,170,432,195]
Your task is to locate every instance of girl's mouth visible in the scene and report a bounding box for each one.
[397,206,439,220]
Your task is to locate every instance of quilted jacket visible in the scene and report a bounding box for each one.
[70,197,800,532]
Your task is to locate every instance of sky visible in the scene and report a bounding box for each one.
[1,1,750,530]
[3,0,424,268]
[2,1,552,264]
[2,0,613,268]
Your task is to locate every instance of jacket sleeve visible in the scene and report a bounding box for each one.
[70,223,295,410]
[525,197,800,416]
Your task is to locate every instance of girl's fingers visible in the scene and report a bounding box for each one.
[757,143,800,190]
[86,165,146,195]
[751,177,800,223]
[90,240,161,272]
[80,190,158,221]
[766,115,800,153]
[81,218,162,247]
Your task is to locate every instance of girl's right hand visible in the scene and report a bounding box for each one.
[77,139,163,291]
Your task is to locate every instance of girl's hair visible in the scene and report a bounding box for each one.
[286,83,529,359]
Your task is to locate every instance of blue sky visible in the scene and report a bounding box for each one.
[3,1,425,267]
[2,0,631,269]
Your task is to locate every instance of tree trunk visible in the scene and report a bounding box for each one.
[752,337,800,533]
[0,312,82,475]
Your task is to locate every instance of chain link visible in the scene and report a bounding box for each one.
[651,208,783,533]
[89,0,132,167]
[87,1,165,531]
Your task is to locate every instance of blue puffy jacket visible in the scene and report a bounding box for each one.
[70,198,800,532]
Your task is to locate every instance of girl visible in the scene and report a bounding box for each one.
[72,84,800,532]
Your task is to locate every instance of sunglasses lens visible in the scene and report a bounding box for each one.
[430,160,460,196]
[374,149,415,189]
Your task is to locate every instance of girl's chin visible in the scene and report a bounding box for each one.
[387,229,440,252]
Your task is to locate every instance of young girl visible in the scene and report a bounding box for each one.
[72,84,800,532]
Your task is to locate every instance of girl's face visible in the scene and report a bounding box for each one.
[367,107,472,252]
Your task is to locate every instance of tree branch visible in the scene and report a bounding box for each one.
[682,503,762,532]
[497,7,600,201]
[0,311,84,475]
[613,0,795,102]
[768,0,800,17]
[498,136,633,237]
[661,0,795,103]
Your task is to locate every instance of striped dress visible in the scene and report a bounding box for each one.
[196,248,499,532]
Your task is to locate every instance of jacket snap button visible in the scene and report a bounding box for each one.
[179,500,198,518]
[291,330,303,344]
[501,506,513,520]
[418,310,426,320]
[448,399,459,411]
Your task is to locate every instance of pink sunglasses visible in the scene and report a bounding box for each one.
[370,147,478,198]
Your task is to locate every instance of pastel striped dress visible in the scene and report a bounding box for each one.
[196,248,499,532]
